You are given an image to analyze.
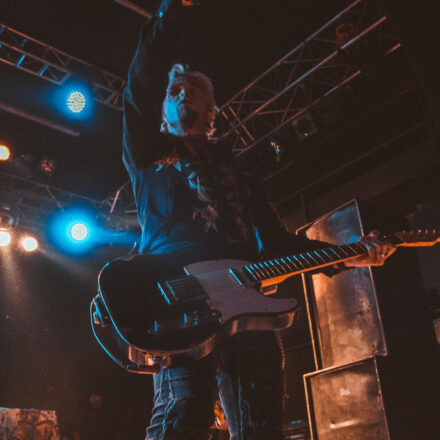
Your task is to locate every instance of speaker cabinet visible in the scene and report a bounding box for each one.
[304,358,389,440]
[297,199,439,439]
[304,356,438,440]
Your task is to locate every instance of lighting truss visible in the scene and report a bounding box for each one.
[217,0,401,155]
[0,24,126,111]
[0,171,138,232]
[100,181,139,230]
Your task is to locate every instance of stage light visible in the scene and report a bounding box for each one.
[22,236,38,252]
[46,208,98,254]
[269,139,283,163]
[293,112,317,140]
[0,231,11,247]
[67,91,87,113]
[70,223,88,241]
[0,145,11,161]
[39,157,57,176]
[0,205,16,230]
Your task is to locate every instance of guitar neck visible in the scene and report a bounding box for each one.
[242,233,406,286]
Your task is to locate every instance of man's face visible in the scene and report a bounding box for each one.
[162,78,212,138]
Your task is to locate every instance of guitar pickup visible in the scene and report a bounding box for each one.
[157,281,177,305]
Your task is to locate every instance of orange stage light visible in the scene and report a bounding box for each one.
[0,145,11,161]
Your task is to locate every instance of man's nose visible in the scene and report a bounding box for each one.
[179,88,188,99]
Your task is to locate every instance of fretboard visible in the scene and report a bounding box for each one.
[242,233,404,283]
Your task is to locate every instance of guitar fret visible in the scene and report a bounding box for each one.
[336,246,349,257]
[275,260,286,274]
[351,242,367,253]
[313,250,328,264]
[329,247,343,259]
[251,264,265,280]
[244,265,258,281]
[265,261,279,276]
[242,236,385,285]
[235,230,429,288]
[347,243,359,254]
[273,259,286,274]
[298,254,312,267]
[306,252,319,265]
[280,258,295,272]
[285,256,295,268]
[292,255,306,268]
[269,260,283,275]
[319,248,335,263]
[320,248,333,262]
[258,263,271,278]
[341,244,356,256]
[262,262,274,276]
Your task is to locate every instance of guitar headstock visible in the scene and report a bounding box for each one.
[393,229,440,247]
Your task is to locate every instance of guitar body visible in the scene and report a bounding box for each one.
[91,230,439,373]
[92,253,299,373]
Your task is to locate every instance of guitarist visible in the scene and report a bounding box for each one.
[122,1,396,438]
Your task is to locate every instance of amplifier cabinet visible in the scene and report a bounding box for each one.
[297,199,438,370]
[304,356,439,440]
[304,357,389,440]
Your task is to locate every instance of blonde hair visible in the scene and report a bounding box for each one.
[161,64,217,139]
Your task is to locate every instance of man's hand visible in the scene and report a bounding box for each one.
[344,230,396,268]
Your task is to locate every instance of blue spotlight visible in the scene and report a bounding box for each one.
[70,223,88,241]
[51,81,93,120]
[47,208,97,255]
[67,91,87,113]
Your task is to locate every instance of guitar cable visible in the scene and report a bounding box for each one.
[274,329,286,371]
[90,301,132,371]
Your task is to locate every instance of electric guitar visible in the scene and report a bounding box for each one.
[91,230,439,374]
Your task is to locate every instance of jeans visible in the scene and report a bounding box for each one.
[146,332,285,440]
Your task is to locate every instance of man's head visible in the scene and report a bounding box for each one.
[161,64,217,140]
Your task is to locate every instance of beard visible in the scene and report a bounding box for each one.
[177,105,199,129]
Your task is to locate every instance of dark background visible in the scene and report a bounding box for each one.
[0,1,439,438]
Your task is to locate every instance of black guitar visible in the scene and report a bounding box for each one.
[91,230,439,374]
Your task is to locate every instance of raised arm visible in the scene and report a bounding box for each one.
[122,0,193,175]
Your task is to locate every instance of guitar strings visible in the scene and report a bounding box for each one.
[165,245,365,289]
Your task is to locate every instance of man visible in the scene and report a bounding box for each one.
[122,1,395,438]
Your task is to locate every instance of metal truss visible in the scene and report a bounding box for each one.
[0,170,138,233]
[217,0,401,155]
[0,24,126,111]
[113,0,152,18]
[99,181,140,231]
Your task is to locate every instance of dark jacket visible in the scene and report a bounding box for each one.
[122,0,341,272]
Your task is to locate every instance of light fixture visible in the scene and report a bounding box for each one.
[22,236,39,252]
[67,91,87,114]
[0,145,11,161]
[293,112,317,141]
[269,139,283,163]
[0,230,11,247]
[70,223,89,241]
[39,157,57,176]
[0,205,16,230]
